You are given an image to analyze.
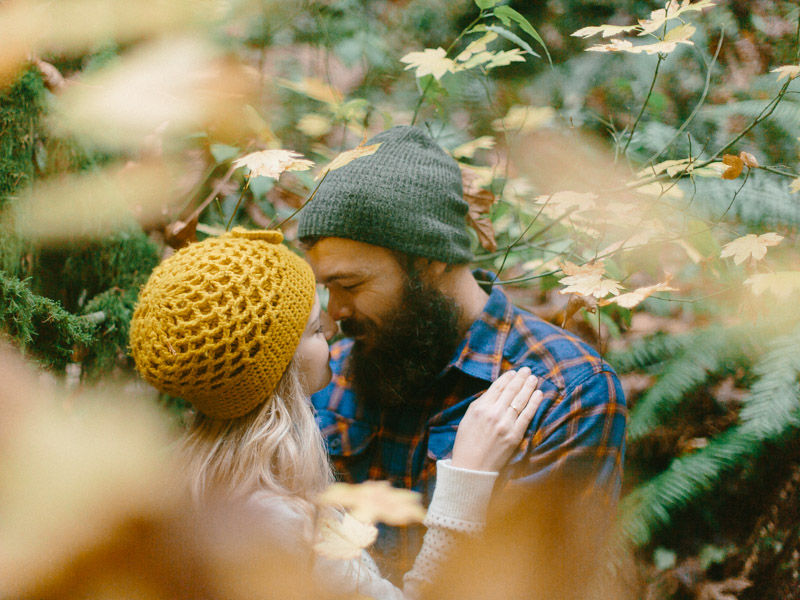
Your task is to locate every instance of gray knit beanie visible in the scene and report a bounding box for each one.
[297,126,472,264]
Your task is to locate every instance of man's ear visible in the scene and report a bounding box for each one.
[413,258,448,281]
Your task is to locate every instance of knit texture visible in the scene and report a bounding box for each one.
[129,228,316,419]
[298,126,472,264]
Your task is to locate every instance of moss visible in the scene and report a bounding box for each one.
[0,271,94,370]
[80,285,140,378]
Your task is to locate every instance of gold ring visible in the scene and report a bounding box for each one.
[509,404,520,414]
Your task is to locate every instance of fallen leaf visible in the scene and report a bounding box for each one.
[317,481,426,526]
[233,149,314,180]
[316,141,382,179]
[721,154,743,180]
[400,47,456,80]
[770,65,800,82]
[720,232,783,264]
[313,513,378,560]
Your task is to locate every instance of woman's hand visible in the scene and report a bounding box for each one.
[450,367,543,472]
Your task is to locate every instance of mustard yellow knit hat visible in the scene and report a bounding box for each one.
[129,228,316,419]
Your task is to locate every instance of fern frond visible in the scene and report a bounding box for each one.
[702,99,800,138]
[607,330,695,374]
[627,325,758,440]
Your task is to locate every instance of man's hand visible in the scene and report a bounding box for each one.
[451,368,543,472]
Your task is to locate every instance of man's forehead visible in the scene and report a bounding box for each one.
[306,237,398,278]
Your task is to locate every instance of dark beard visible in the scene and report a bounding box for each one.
[343,276,462,409]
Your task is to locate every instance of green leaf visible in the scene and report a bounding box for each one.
[485,24,540,58]
[475,0,500,9]
[493,5,552,66]
[209,143,240,164]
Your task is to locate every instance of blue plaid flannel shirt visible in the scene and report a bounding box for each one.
[312,271,627,582]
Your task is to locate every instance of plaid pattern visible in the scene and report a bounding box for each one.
[312,271,627,582]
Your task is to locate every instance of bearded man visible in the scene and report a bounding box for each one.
[298,126,626,583]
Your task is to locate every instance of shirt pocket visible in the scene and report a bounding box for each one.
[426,424,458,461]
[315,409,376,457]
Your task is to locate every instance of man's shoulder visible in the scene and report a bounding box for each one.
[502,302,614,393]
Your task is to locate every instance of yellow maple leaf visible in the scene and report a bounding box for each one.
[558,260,623,299]
[485,49,527,69]
[586,39,635,53]
[721,154,744,180]
[629,23,696,54]
[317,481,426,526]
[313,513,378,561]
[452,136,496,159]
[720,233,783,265]
[771,65,800,82]
[233,149,314,180]
[316,141,382,179]
[744,272,800,299]
[638,1,716,36]
[400,47,456,80]
[456,32,498,61]
[790,179,800,194]
[571,24,639,39]
[602,278,677,309]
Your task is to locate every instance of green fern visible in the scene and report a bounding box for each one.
[620,323,800,547]
[702,99,800,139]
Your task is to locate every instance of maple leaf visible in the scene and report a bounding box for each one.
[571,24,639,39]
[791,178,800,194]
[313,513,378,560]
[317,481,426,526]
[744,271,800,299]
[770,65,800,82]
[485,49,527,69]
[457,51,494,70]
[456,32,498,61]
[720,232,783,264]
[233,149,314,180]
[558,260,623,299]
[626,23,696,55]
[721,154,743,180]
[452,136,495,159]
[276,77,340,105]
[586,39,635,53]
[400,47,456,80]
[602,277,678,309]
[316,141,382,179]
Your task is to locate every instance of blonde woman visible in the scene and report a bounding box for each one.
[129,228,542,599]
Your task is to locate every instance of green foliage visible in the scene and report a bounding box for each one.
[0,271,94,370]
[81,285,141,377]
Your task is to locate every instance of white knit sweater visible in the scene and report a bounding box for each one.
[245,460,498,600]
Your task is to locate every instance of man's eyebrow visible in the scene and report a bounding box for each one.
[320,271,365,283]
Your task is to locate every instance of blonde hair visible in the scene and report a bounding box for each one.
[179,360,334,509]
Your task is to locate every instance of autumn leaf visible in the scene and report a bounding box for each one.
[313,513,378,560]
[456,32,498,61]
[738,151,759,168]
[571,24,639,39]
[485,49,527,69]
[770,65,800,82]
[400,47,456,80]
[317,481,426,526]
[558,260,623,299]
[276,77,340,105]
[744,271,800,299]
[315,141,382,179]
[586,39,635,53]
[601,277,678,309]
[452,136,496,159]
[720,154,743,180]
[233,149,314,180]
[791,178,800,194]
[720,232,783,264]
[297,113,333,138]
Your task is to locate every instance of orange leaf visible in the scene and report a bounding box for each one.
[461,167,497,252]
[721,154,743,180]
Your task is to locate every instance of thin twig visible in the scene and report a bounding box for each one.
[272,170,330,230]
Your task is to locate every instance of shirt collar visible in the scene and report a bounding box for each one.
[446,269,515,383]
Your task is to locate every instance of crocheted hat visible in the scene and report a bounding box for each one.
[297,125,472,263]
[129,228,316,419]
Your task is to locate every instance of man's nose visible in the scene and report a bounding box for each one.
[326,291,353,321]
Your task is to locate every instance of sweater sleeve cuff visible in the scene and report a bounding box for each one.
[425,459,498,529]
